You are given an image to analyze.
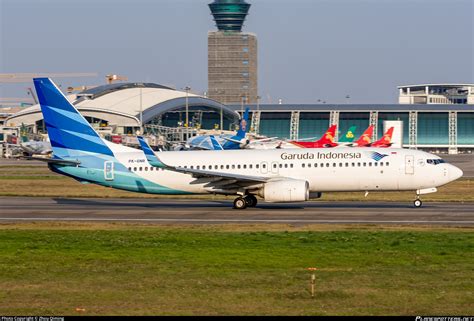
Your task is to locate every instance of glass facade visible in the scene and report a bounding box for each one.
[377,112,409,145]
[339,112,370,140]
[147,107,235,131]
[458,113,474,145]
[259,112,291,138]
[418,112,449,145]
[298,112,330,140]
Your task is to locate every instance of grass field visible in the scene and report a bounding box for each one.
[0,224,472,316]
[0,164,473,202]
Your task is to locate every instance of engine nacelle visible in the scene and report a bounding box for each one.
[258,179,309,203]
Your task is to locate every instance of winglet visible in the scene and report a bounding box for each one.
[137,136,166,168]
[210,135,224,150]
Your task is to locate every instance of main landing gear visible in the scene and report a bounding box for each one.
[233,194,258,210]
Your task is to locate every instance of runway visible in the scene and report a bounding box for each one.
[0,197,473,226]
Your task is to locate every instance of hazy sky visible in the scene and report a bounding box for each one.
[1,0,473,103]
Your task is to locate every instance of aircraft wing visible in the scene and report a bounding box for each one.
[137,136,270,191]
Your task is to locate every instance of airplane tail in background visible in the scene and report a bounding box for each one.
[317,124,337,144]
[338,126,357,143]
[371,127,394,148]
[33,78,114,158]
[236,107,250,139]
[353,125,374,147]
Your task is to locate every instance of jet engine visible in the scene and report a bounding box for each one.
[258,179,309,203]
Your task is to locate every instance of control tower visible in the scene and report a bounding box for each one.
[208,0,258,105]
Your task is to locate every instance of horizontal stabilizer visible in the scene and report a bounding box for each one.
[22,156,80,166]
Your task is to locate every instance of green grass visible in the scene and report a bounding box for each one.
[0,224,472,315]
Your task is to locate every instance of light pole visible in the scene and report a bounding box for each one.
[185,86,191,128]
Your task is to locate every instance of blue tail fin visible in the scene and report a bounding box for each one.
[209,135,224,150]
[137,136,165,168]
[236,107,250,139]
[33,78,113,157]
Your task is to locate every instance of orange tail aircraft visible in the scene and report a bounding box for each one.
[352,125,374,147]
[289,124,338,148]
[370,127,394,148]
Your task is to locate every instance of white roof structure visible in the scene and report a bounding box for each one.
[6,83,239,130]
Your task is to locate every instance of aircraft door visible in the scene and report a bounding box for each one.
[270,161,279,175]
[104,161,115,181]
[405,155,414,175]
[260,161,268,174]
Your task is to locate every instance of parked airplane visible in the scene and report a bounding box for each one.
[337,126,357,145]
[33,78,463,209]
[368,127,394,148]
[351,125,374,147]
[186,108,251,150]
[20,140,52,155]
[288,125,338,148]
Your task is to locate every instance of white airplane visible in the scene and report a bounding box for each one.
[33,78,463,209]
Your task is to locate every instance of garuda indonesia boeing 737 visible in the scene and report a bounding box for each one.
[33,78,463,209]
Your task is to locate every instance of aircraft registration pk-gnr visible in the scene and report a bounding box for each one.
[32,78,463,209]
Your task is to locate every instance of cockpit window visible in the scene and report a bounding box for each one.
[427,159,446,165]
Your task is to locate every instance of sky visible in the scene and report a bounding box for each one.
[0,0,473,104]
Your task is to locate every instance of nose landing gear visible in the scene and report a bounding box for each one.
[414,198,423,208]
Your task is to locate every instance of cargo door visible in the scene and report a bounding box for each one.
[104,161,115,181]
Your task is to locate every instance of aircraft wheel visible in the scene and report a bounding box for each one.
[414,199,423,208]
[233,197,247,210]
[245,195,258,207]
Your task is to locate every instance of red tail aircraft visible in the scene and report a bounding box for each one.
[369,127,394,148]
[352,125,374,147]
[289,124,338,148]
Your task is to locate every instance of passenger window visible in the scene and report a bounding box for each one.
[333,163,336,167]
[202,165,206,170]
[215,165,218,170]
[243,164,247,169]
[263,164,267,169]
[249,164,253,169]
[339,163,343,167]
[238,165,241,169]
[232,165,235,169]
[314,163,318,168]
[386,162,389,166]
[190,166,194,169]
[273,163,277,169]
[380,162,383,167]
[363,163,366,167]
[308,163,311,168]
[345,163,349,167]
[326,163,330,167]
[302,163,305,168]
[221,165,224,169]
[128,167,131,171]
[256,164,260,169]
[139,167,143,171]
[369,163,372,167]
[279,164,282,168]
[145,167,148,171]
[290,164,294,168]
[133,167,137,171]
[284,164,288,168]
[226,165,230,169]
[357,162,361,167]
[374,162,378,167]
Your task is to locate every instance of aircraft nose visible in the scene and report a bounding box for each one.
[449,165,463,181]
